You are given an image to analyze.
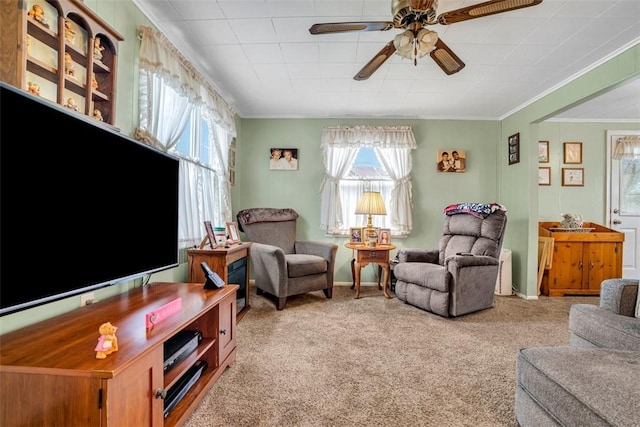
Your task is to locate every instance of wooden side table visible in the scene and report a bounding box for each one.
[187,242,252,321]
[345,243,396,299]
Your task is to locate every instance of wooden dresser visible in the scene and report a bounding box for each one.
[539,222,624,296]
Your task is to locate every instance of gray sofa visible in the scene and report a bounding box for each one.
[515,278,640,426]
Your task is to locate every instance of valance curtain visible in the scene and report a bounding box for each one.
[613,136,640,159]
[136,26,237,248]
[319,126,417,233]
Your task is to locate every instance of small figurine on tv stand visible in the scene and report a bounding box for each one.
[95,322,118,359]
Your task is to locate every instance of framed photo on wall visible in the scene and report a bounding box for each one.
[269,147,299,170]
[538,141,549,163]
[508,133,520,165]
[436,149,466,172]
[563,142,582,164]
[538,167,551,186]
[562,168,584,186]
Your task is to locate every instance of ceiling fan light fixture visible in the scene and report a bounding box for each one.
[393,31,414,59]
[417,28,438,55]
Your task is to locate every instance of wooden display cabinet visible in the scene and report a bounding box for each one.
[539,222,624,296]
[0,282,237,427]
[187,242,252,322]
[0,0,124,125]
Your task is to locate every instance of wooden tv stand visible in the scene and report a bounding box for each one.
[0,282,237,426]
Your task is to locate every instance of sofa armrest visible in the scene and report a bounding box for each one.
[569,303,640,351]
[250,242,287,295]
[397,249,439,263]
[295,240,336,263]
[599,278,639,317]
[295,241,338,288]
[444,254,499,269]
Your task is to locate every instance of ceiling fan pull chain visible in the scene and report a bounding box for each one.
[413,39,418,66]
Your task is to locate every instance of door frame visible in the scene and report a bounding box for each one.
[606,129,640,279]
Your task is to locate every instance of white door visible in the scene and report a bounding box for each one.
[606,130,640,279]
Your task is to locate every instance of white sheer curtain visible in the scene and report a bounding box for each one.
[319,125,417,234]
[374,146,414,234]
[136,26,237,248]
[319,145,359,233]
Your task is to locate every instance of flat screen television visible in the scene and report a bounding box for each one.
[0,82,180,316]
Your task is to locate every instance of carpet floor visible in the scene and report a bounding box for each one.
[185,284,598,427]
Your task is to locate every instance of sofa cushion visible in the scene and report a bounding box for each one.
[285,254,327,278]
[516,346,640,427]
[569,304,640,351]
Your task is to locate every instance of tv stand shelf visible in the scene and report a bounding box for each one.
[0,282,237,427]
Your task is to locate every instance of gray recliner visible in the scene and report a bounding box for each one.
[393,208,507,317]
[236,208,338,310]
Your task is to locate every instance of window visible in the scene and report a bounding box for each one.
[169,107,233,247]
[319,126,417,237]
[137,26,238,250]
[340,148,393,231]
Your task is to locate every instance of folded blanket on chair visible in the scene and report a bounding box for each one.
[443,202,507,218]
[237,208,299,229]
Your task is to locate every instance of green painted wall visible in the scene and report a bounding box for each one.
[500,44,640,299]
[233,118,499,284]
[538,122,640,222]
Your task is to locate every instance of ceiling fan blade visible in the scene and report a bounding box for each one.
[309,21,394,35]
[437,0,543,25]
[430,39,465,75]
[354,41,397,81]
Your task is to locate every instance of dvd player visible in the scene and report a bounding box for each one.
[163,330,202,374]
[164,360,207,418]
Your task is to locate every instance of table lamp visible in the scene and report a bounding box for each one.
[355,191,387,247]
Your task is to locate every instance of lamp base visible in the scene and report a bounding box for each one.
[365,227,378,248]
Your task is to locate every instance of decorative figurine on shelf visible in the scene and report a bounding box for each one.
[95,322,118,359]
[65,97,80,111]
[560,213,583,229]
[93,37,105,61]
[64,20,76,44]
[64,52,76,78]
[27,81,40,96]
[27,4,49,28]
[91,75,99,90]
[93,109,103,121]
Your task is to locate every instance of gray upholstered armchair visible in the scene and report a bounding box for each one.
[394,206,507,317]
[236,208,338,310]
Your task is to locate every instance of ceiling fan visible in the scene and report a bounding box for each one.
[309,0,543,80]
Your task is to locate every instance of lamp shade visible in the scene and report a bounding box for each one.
[355,191,387,216]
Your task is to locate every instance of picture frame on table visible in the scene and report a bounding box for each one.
[226,221,240,243]
[508,133,520,165]
[349,227,363,244]
[562,168,584,186]
[204,221,218,249]
[538,141,549,163]
[378,228,391,245]
[538,167,551,186]
[563,142,582,164]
